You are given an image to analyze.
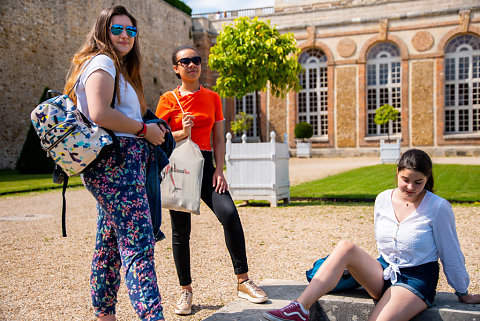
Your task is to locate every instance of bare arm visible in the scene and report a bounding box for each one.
[212,120,227,193]
[85,70,166,145]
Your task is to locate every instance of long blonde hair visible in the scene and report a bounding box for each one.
[63,5,147,114]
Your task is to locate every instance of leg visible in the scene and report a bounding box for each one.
[298,240,385,309]
[368,286,427,321]
[84,138,164,320]
[170,211,194,315]
[200,154,248,276]
[91,205,121,319]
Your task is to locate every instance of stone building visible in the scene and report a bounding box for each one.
[193,0,480,156]
[0,0,191,169]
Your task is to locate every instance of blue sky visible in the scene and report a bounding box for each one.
[184,0,274,14]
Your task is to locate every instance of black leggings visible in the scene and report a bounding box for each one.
[170,150,248,286]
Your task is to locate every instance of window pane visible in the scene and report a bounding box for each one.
[379,63,388,85]
[367,89,377,110]
[298,92,306,113]
[392,87,401,108]
[445,58,455,81]
[319,67,327,87]
[379,88,388,106]
[367,114,376,135]
[473,82,480,105]
[320,115,328,135]
[309,92,318,112]
[392,113,401,134]
[473,108,479,131]
[309,68,317,89]
[458,83,469,106]
[459,57,470,80]
[319,91,328,112]
[310,115,319,136]
[473,56,480,79]
[458,109,469,132]
[391,62,401,83]
[445,110,455,132]
[367,64,376,86]
[445,84,455,107]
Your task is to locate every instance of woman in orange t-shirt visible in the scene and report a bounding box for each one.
[156,45,268,315]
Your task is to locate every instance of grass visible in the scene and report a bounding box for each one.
[1,164,479,204]
[0,170,83,195]
[290,164,480,203]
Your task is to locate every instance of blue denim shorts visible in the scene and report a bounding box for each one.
[377,256,439,307]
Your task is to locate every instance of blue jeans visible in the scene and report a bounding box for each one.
[378,255,439,307]
[83,137,164,320]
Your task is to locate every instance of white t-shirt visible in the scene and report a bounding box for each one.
[374,189,469,293]
[75,54,142,138]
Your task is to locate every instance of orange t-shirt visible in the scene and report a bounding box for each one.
[155,86,224,151]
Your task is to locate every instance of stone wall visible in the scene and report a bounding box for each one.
[0,0,192,169]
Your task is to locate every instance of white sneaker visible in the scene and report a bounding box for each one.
[174,290,193,315]
[237,279,268,303]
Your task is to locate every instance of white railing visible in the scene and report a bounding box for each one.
[225,132,290,207]
[192,7,275,20]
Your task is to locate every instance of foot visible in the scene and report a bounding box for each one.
[174,289,193,315]
[263,301,309,321]
[237,279,268,303]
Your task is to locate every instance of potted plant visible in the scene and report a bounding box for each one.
[294,121,313,158]
[374,104,401,163]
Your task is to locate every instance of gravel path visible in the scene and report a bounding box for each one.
[0,157,478,321]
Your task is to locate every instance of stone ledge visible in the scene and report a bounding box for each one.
[204,279,480,321]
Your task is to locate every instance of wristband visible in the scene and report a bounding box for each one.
[455,290,468,297]
[136,122,147,137]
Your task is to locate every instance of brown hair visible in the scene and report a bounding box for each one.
[397,149,434,192]
[63,5,147,114]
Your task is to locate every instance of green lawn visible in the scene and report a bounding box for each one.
[0,170,83,195]
[2,164,479,204]
[291,164,480,203]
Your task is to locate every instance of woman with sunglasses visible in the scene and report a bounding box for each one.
[155,45,268,315]
[64,6,166,321]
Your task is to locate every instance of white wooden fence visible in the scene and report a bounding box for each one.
[225,132,290,207]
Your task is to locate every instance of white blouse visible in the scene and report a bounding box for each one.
[374,189,469,293]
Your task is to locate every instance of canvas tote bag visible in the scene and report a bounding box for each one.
[160,91,204,214]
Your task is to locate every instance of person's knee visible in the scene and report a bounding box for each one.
[335,239,356,255]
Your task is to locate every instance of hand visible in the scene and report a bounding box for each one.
[182,112,195,138]
[145,123,166,145]
[212,167,228,194]
[459,293,480,304]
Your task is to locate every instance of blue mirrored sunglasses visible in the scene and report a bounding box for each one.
[110,24,137,37]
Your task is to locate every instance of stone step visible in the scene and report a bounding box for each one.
[204,279,480,321]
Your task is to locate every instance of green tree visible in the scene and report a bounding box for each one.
[230,111,253,136]
[374,104,399,143]
[208,16,303,99]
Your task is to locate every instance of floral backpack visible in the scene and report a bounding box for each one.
[30,71,118,237]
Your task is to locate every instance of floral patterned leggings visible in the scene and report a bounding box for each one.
[82,137,164,320]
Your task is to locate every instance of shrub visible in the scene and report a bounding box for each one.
[164,0,192,16]
[230,112,253,136]
[15,87,55,174]
[294,122,313,141]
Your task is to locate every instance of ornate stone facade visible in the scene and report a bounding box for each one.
[194,0,480,156]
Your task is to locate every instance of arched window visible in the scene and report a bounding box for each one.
[235,92,258,137]
[366,42,402,136]
[297,48,328,137]
[444,34,480,134]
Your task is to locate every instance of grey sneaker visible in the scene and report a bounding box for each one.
[237,279,268,303]
[174,290,193,315]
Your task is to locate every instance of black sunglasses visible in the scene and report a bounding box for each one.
[176,56,202,66]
